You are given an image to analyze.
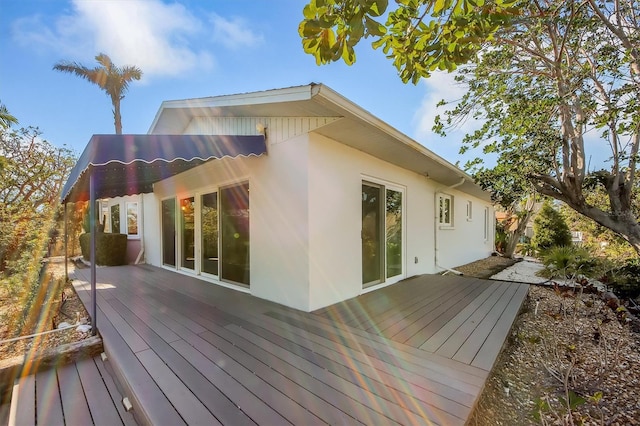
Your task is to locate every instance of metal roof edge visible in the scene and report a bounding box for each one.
[148,85,316,133]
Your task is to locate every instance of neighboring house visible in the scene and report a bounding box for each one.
[62,84,494,312]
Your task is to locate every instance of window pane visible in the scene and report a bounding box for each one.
[162,198,176,266]
[126,202,138,235]
[201,192,218,276]
[180,197,195,270]
[220,183,250,286]
[110,204,120,234]
[386,189,402,278]
[362,183,382,285]
[444,198,451,224]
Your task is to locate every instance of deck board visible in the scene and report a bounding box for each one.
[8,374,35,426]
[431,282,511,356]
[35,366,64,425]
[8,353,136,426]
[57,362,93,425]
[71,265,528,426]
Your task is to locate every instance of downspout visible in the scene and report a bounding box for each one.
[434,177,466,275]
[135,196,145,264]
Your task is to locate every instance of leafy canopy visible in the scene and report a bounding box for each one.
[300,0,521,83]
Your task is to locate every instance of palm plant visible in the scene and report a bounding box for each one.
[0,102,17,129]
[53,53,142,134]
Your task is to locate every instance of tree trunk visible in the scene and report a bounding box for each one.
[113,97,122,135]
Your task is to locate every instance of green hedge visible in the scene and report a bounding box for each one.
[79,233,128,266]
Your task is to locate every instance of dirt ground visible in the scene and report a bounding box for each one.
[0,259,89,362]
[455,257,640,426]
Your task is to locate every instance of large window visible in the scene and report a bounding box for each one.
[439,194,453,227]
[362,181,404,288]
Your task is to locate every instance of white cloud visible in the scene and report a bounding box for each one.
[11,0,260,79]
[412,70,485,166]
[210,13,264,49]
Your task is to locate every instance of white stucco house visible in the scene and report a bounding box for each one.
[62,83,495,312]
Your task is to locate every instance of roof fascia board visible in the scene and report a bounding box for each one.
[311,84,476,184]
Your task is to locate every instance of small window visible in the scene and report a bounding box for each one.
[484,207,490,241]
[126,202,139,236]
[466,201,473,221]
[439,194,453,227]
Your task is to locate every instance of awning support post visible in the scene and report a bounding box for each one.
[64,202,68,280]
[89,172,97,336]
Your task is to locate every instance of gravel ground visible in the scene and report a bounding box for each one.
[455,257,640,426]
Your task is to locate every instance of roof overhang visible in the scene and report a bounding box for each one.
[149,84,490,201]
[61,134,266,203]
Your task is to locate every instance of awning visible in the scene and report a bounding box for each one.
[61,134,266,203]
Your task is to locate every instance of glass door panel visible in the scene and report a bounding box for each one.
[362,183,382,286]
[386,189,403,278]
[201,192,219,276]
[220,183,250,286]
[161,198,176,267]
[180,197,195,270]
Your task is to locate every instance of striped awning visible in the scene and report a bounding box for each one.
[61,134,266,203]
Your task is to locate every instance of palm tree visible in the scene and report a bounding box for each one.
[53,53,142,134]
[0,102,17,129]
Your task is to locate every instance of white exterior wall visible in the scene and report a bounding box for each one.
[307,134,437,310]
[306,133,494,310]
[145,117,314,311]
[434,190,495,271]
[142,115,493,312]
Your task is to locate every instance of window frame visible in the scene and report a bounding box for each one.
[438,193,454,228]
[126,201,139,238]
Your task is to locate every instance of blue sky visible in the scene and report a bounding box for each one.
[1,0,474,165]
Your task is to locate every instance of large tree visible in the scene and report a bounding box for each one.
[53,53,142,134]
[0,126,75,273]
[300,0,640,255]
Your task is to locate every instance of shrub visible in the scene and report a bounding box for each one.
[531,200,572,253]
[79,233,128,266]
[539,245,598,279]
[601,258,640,299]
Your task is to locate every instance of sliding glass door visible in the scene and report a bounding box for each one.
[220,183,250,286]
[161,198,176,267]
[362,183,383,286]
[160,182,250,287]
[201,192,219,276]
[362,181,404,288]
[179,197,195,270]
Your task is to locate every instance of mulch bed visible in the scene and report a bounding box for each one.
[455,257,640,425]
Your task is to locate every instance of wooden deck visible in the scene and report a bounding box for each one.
[8,354,137,425]
[69,265,528,426]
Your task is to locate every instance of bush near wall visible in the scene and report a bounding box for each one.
[79,233,127,266]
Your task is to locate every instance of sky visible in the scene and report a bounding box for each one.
[0,0,474,167]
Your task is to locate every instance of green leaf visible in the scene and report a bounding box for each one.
[368,0,388,17]
[433,0,447,14]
